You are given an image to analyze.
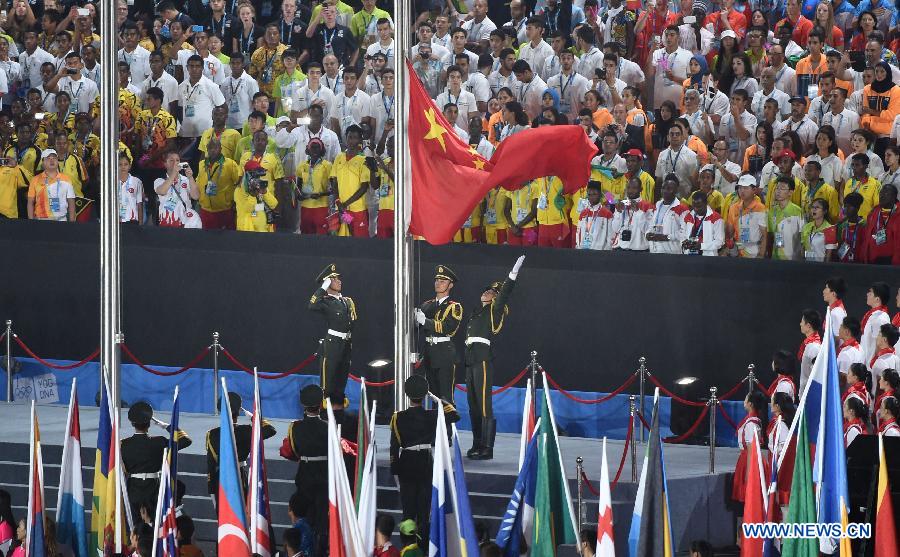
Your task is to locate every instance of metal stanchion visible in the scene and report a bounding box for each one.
[575,456,584,527]
[5,320,11,402]
[708,386,718,474]
[746,364,756,397]
[638,356,646,444]
[212,332,220,414]
[629,395,638,482]
[530,350,538,386]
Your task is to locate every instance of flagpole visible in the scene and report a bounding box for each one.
[393,0,412,412]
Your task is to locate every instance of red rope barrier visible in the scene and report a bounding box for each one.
[121,344,211,377]
[611,417,633,489]
[581,470,600,496]
[220,346,317,379]
[636,411,650,431]
[718,379,748,401]
[717,404,739,430]
[0,332,5,344]
[543,371,637,404]
[664,405,710,443]
[455,366,530,395]
[349,374,396,387]
[646,374,707,407]
[14,336,100,370]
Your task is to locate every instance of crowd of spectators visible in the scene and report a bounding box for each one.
[0,0,898,263]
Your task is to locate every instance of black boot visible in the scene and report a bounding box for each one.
[467,421,483,458]
[472,418,495,460]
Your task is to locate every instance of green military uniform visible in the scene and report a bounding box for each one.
[390,376,459,538]
[465,278,515,459]
[416,265,463,401]
[121,402,192,519]
[308,263,358,405]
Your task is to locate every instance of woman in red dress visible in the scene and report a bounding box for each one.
[732,391,769,503]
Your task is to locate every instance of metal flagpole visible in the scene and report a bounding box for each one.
[392,0,412,412]
[100,1,122,407]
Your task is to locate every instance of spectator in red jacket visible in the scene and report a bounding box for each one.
[859,183,900,264]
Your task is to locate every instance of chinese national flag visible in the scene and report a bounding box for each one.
[406,61,596,244]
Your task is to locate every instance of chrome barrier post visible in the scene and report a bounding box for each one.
[638,356,646,444]
[575,456,584,527]
[709,386,718,474]
[746,364,756,397]
[5,320,11,402]
[530,350,538,387]
[212,332,220,414]
[629,395,638,482]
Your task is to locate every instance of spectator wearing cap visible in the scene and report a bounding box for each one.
[726,174,768,257]
[766,174,805,260]
[776,96,818,152]
[647,174,690,254]
[398,519,424,556]
[843,152,882,218]
[26,148,75,222]
[694,166,726,214]
[624,148,656,203]
[858,182,900,264]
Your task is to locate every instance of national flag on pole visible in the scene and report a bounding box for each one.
[56,381,88,557]
[628,389,674,557]
[779,309,850,556]
[404,60,596,244]
[354,381,371,510]
[496,420,540,557]
[326,400,365,557]
[740,435,767,557]
[762,425,782,557]
[27,401,46,557]
[217,379,252,557]
[451,426,480,557]
[90,371,125,556]
[167,386,182,488]
[780,412,817,557]
[247,371,273,557]
[874,433,899,557]
[355,393,378,557]
[532,374,580,556]
[151,449,177,557]
[596,438,615,557]
[518,378,536,471]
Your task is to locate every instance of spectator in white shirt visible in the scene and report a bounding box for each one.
[329,66,374,145]
[547,50,591,122]
[366,19,395,67]
[221,54,260,130]
[602,41,644,89]
[767,44,797,96]
[489,47,519,96]
[441,27,478,69]
[274,104,341,171]
[718,89,757,165]
[436,65,479,130]
[369,67,395,143]
[45,52,99,115]
[647,25,692,110]
[412,21,450,61]
[141,51,180,115]
[19,30,55,92]
[574,25,604,82]
[178,54,227,141]
[518,17,554,78]
[291,61,335,120]
[461,0,497,49]
[681,190,726,256]
[511,59,547,122]
[118,22,151,85]
[750,67,791,121]
[465,54,492,113]
[821,87,859,155]
[656,125,699,196]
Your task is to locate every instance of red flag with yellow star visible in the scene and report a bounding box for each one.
[406,61,596,244]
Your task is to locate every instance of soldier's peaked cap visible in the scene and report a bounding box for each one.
[484,280,504,293]
[405,375,429,399]
[301,384,324,407]
[316,263,341,283]
[434,264,458,282]
[128,401,153,423]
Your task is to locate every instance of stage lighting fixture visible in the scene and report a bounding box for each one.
[675,376,699,386]
[368,358,391,368]
[669,377,708,446]
[368,358,394,424]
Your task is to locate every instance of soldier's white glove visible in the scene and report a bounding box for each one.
[414,308,426,325]
[509,255,525,280]
[321,277,332,291]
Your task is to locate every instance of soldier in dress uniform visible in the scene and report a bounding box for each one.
[465,255,525,460]
[414,265,463,401]
[206,392,277,508]
[309,263,358,407]
[121,401,192,521]
[279,384,330,553]
[390,375,459,543]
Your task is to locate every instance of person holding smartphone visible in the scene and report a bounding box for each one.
[44,52,99,115]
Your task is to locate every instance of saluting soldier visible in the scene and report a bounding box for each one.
[390,375,459,542]
[466,255,525,460]
[279,384,330,553]
[309,263,358,407]
[121,401,192,521]
[414,265,463,400]
[206,392,277,508]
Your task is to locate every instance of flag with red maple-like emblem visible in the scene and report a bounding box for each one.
[405,61,596,244]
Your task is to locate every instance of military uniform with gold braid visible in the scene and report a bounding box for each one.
[415,265,463,400]
[390,375,459,539]
[121,401,192,519]
[465,255,524,460]
[205,392,276,505]
[308,263,358,406]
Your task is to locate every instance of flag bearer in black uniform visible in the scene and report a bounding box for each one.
[205,392,277,508]
[390,375,460,542]
[121,401,192,520]
[414,265,463,401]
[279,384,330,554]
[466,255,525,461]
[309,263,358,407]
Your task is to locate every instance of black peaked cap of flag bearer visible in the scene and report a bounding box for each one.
[128,401,153,424]
[484,280,504,294]
[301,384,324,408]
[316,263,340,283]
[434,264,458,283]
[405,375,429,400]
[217,392,242,416]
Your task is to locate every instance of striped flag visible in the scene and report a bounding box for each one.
[628,389,674,557]
[451,425,480,557]
[740,435,767,557]
[874,434,898,557]
[247,371,273,557]
[151,449,177,557]
[518,378,536,471]
[56,381,88,557]
[428,400,462,557]
[762,425,782,557]
[780,411,817,557]
[90,371,125,556]
[217,379,252,557]
[167,387,182,489]
[496,419,539,557]
[354,381,371,510]
[355,393,378,556]
[326,400,365,557]
[596,438,615,557]
[27,401,46,557]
